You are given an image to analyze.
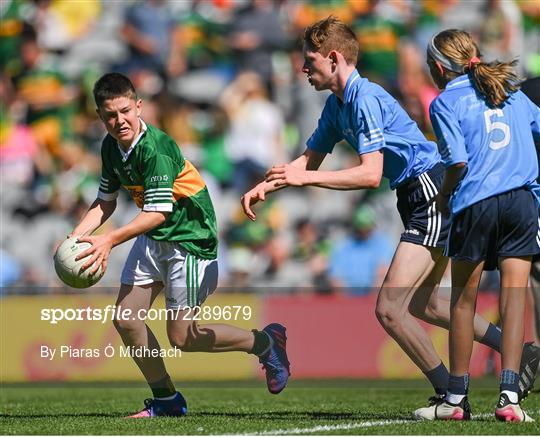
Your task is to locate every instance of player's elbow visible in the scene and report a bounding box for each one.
[365,172,381,189]
[368,177,381,189]
[147,211,169,227]
[157,211,169,224]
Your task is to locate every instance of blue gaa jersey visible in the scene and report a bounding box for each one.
[306,69,440,189]
[430,75,540,215]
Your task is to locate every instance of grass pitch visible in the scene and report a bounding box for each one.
[1,379,539,435]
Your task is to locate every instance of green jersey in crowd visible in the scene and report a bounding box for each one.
[97,120,218,260]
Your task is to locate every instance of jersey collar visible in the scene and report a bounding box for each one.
[117,118,147,162]
[343,69,361,104]
[445,74,471,90]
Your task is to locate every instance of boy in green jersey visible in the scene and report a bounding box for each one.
[70,73,290,417]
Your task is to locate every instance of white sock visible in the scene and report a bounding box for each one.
[501,390,518,404]
[446,392,466,404]
[155,393,177,401]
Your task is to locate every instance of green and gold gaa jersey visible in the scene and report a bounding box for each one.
[97,121,217,259]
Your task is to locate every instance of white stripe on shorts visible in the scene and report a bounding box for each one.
[418,173,432,246]
[419,173,440,247]
[187,253,200,307]
[422,172,441,246]
[537,217,540,248]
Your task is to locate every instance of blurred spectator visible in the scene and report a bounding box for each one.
[225,219,273,288]
[352,0,410,90]
[518,0,540,76]
[175,0,233,71]
[119,0,185,81]
[286,0,356,34]
[479,0,523,70]
[328,205,394,294]
[412,0,459,54]
[0,249,23,289]
[291,218,332,293]
[227,246,257,290]
[0,72,45,188]
[0,103,41,187]
[199,107,234,187]
[398,42,439,136]
[228,0,288,91]
[0,0,28,75]
[12,25,78,165]
[27,0,101,53]
[220,71,286,194]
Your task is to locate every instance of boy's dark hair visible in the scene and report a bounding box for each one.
[303,16,359,65]
[93,73,137,108]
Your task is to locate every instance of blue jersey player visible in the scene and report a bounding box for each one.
[425,29,540,422]
[241,16,535,417]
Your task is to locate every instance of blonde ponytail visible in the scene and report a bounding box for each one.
[470,60,521,107]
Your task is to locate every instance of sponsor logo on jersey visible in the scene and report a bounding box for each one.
[150,175,169,183]
[124,185,144,208]
[122,165,132,181]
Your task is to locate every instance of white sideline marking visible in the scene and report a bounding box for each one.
[238,419,412,435]
[237,411,540,435]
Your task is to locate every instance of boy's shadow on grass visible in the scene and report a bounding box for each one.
[192,411,412,421]
[0,413,121,419]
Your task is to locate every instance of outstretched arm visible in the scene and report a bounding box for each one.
[241,149,326,220]
[70,198,117,238]
[265,150,383,190]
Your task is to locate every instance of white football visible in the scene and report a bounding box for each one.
[54,237,103,288]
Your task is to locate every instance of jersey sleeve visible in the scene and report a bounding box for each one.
[429,97,468,167]
[306,97,343,154]
[140,146,179,213]
[354,95,386,154]
[97,143,121,201]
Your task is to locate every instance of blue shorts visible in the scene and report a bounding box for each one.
[396,163,451,248]
[447,187,540,270]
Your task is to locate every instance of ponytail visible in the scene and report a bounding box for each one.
[470,60,521,107]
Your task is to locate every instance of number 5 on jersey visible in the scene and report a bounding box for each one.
[484,108,510,150]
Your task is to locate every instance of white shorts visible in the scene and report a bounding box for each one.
[121,234,218,309]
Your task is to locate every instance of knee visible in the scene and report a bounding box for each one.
[113,315,142,334]
[375,302,403,333]
[168,322,203,352]
[168,329,190,351]
[425,299,443,321]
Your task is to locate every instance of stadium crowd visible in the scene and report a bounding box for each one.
[1,0,539,294]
